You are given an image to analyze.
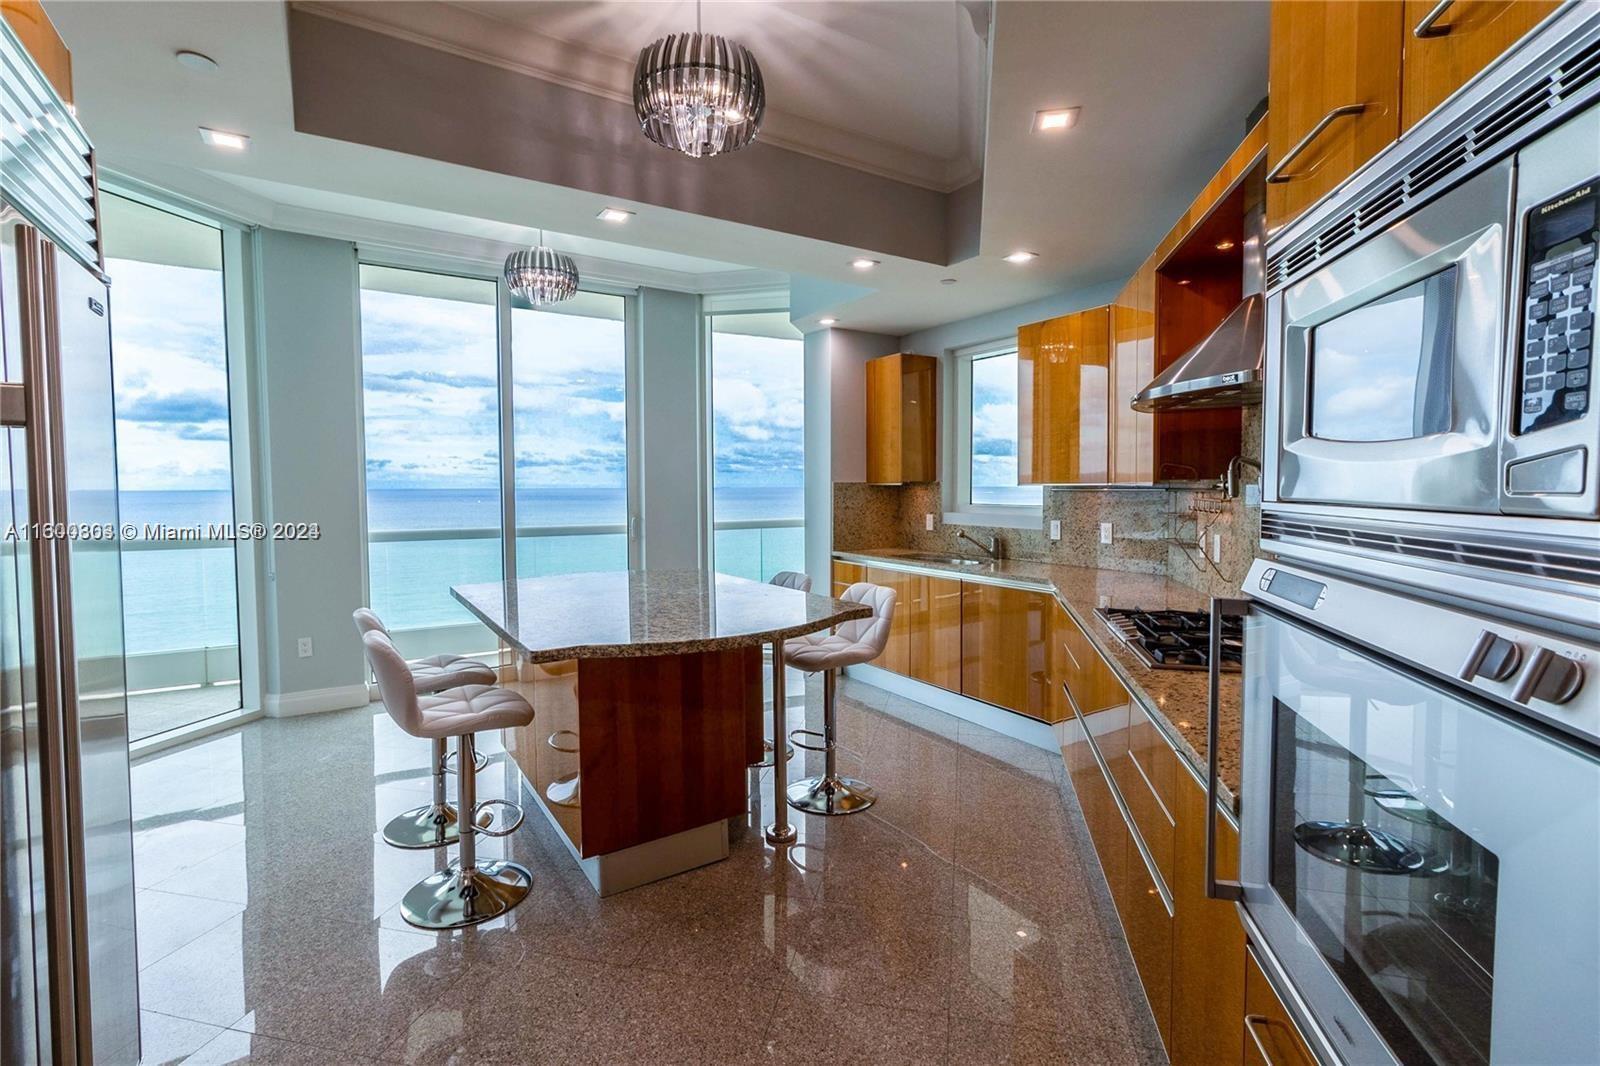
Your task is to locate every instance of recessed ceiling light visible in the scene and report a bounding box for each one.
[1032,107,1080,133]
[849,257,879,271]
[596,207,634,223]
[940,277,958,285]
[198,127,249,151]
[819,317,838,326]
[1004,251,1038,264]
[176,49,218,74]
[1215,239,1235,251]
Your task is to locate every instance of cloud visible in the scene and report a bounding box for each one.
[175,424,231,442]
[118,390,229,424]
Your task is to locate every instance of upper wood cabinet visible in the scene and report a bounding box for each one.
[1266,0,1404,235]
[1401,0,1561,131]
[1017,307,1111,485]
[865,353,937,485]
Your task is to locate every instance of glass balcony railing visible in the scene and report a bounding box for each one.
[119,519,806,690]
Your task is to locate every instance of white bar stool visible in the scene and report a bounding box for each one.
[783,581,896,816]
[363,629,536,929]
[354,609,497,849]
[753,570,813,770]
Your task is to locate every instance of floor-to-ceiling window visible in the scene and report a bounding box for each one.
[359,266,501,658]
[102,194,240,741]
[511,292,629,576]
[709,311,804,581]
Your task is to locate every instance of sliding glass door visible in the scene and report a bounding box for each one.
[510,292,629,576]
[709,312,804,580]
[358,266,502,658]
[101,194,240,741]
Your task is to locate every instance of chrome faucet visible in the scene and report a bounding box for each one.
[1220,455,1261,500]
[955,529,1002,560]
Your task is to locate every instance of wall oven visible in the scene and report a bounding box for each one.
[1208,560,1600,1066]
[1261,6,1600,630]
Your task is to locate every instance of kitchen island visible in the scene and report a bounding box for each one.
[451,570,870,894]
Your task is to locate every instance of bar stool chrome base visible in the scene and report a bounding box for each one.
[399,860,532,930]
[383,802,460,850]
[751,738,795,769]
[787,774,876,815]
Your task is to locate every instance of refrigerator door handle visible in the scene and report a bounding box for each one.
[1206,596,1250,902]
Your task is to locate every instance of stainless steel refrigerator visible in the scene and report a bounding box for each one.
[0,20,140,1066]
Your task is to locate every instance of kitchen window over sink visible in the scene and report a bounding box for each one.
[950,341,1043,526]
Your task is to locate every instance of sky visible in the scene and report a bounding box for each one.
[109,257,807,513]
[970,351,1040,506]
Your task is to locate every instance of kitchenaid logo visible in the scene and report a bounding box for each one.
[1540,185,1592,213]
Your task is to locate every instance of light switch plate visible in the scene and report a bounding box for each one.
[1099,522,1112,545]
[1049,519,1061,541]
[1211,532,1222,563]
[297,637,313,659]
[925,513,935,531]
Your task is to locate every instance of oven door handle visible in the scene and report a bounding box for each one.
[1206,596,1250,902]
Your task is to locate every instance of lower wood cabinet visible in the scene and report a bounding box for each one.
[1173,771,1247,1066]
[961,582,1058,721]
[1245,946,1318,1066]
[850,563,961,691]
[831,560,865,597]
[865,566,915,675]
[1122,840,1174,1049]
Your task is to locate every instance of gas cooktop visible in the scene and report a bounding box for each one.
[1095,607,1244,671]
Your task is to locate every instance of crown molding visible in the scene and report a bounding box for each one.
[294,0,981,193]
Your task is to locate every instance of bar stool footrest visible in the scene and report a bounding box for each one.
[473,798,524,837]
[441,748,491,775]
[787,728,829,753]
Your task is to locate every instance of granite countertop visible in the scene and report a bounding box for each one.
[834,549,1244,807]
[453,570,873,664]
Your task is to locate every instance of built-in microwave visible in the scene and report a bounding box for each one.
[1261,9,1600,631]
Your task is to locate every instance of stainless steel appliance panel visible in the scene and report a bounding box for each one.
[51,243,138,1065]
[1229,560,1600,1066]
[1500,99,1600,518]
[1273,161,1512,512]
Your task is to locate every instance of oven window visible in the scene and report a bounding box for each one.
[1307,268,1458,442]
[1270,702,1497,1066]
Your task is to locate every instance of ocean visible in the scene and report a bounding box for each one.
[116,487,804,656]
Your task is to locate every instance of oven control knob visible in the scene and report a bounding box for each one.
[1511,647,1586,706]
[1458,630,1522,683]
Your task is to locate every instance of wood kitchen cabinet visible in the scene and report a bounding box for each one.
[1244,946,1318,1066]
[1401,0,1560,131]
[865,353,937,485]
[1017,306,1111,485]
[909,573,962,691]
[961,582,1057,721]
[1266,0,1404,234]
[1172,773,1247,1066]
[831,559,865,597]
[865,566,915,675]
[1124,840,1175,1050]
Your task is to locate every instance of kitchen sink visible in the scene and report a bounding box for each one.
[895,552,992,566]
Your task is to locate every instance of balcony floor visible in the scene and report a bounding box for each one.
[129,683,243,743]
[128,674,1166,1064]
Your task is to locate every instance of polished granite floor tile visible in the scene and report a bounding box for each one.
[131,674,1166,1065]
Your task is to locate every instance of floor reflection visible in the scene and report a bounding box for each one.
[130,677,1165,1064]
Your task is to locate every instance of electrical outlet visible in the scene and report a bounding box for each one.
[1244,483,1262,507]
[1211,532,1222,563]
[297,637,313,659]
[925,512,935,531]
[1099,522,1112,545]
[1048,519,1061,541]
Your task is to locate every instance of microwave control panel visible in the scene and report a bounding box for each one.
[1517,180,1597,434]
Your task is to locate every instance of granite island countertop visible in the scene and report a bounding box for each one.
[453,570,872,664]
[834,549,1244,808]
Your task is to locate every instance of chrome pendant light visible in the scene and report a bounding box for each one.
[633,0,765,158]
[503,230,578,306]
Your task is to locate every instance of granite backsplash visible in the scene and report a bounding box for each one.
[834,409,1264,600]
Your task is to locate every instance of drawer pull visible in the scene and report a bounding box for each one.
[1413,0,1456,37]
[1245,1014,1315,1066]
[1266,104,1368,184]
[1205,598,1248,902]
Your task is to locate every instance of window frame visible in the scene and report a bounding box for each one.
[946,338,1043,529]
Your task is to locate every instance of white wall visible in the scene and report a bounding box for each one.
[636,287,708,570]
[249,228,369,714]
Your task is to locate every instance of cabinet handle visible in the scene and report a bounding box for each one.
[1265,104,1368,184]
[1413,0,1456,37]
[1205,597,1248,902]
[1246,1014,1316,1066]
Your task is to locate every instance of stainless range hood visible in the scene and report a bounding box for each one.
[1132,194,1266,413]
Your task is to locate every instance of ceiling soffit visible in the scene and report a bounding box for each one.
[295,0,987,193]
